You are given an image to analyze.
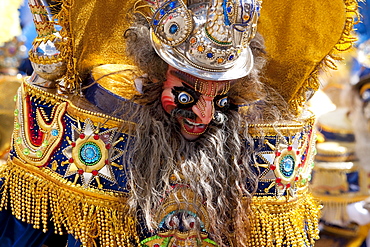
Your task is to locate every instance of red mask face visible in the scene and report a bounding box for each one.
[161,66,232,141]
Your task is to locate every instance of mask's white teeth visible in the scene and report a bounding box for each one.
[184,118,204,126]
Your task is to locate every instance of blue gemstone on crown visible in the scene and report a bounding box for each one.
[169,24,178,34]
[207,53,214,58]
[169,1,176,8]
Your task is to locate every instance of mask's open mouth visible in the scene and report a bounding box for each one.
[180,118,208,135]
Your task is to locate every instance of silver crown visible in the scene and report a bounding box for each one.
[147,0,261,80]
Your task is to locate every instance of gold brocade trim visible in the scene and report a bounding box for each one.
[289,0,359,114]
[247,113,315,137]
[0,158,139,247]
[23,79,136,131]
[247,193,321,247]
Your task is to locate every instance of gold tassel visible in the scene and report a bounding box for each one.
[0,159,140,247]
[247,193,321,247]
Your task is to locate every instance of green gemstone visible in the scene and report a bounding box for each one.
[308,175,312,181]
[36,150,42,158]
[301,178,307,184]
[14,122,20,130]
[14,109,19,116]
[23,148,30,155]
[15,137,22,144]
[42,140,49,147]
[13,95,17,102]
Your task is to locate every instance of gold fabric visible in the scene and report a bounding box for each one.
[91,64,141,100]
[64,0,137,78]
[0,76,21,157]
[258,0,356,114]
[54,0,357,113]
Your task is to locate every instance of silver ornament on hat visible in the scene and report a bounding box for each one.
[144,0,261,81]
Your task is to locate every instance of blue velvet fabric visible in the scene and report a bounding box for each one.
[0,210,81,247]
[0,210,52,247]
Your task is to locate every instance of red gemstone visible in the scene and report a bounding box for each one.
[94,134,100,140]
[190,222,195,228]
[276,178,282,183]
[287,146,292,151]
[105,159,109,165]
[79,133,85,139]
[270,164,276,170]
[92,170,98,176]
[106,143,111,149]
[286,183,291,188]
[275,151,281,157]
[296,150,300,155]
[295,176,299,181]
[71,142,76,147]
[69,158,74,163]
[78,169,84,175]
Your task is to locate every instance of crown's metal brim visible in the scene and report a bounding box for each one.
[150,31,254,81]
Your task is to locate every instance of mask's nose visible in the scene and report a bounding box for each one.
[192,95,214,125]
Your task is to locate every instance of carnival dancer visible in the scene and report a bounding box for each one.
[0,0,358,246]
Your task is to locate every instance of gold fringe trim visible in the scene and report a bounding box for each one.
[247,113,315,137]
[290,0,359,114]
[0,158,140,247]
[247,193,321,247]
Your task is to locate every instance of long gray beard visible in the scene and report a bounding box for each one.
[125,100,256,246]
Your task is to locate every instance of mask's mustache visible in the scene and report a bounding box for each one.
[170,108,228,125]
[171,108,197,120]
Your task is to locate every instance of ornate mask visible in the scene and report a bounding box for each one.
[162,66,233,140]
